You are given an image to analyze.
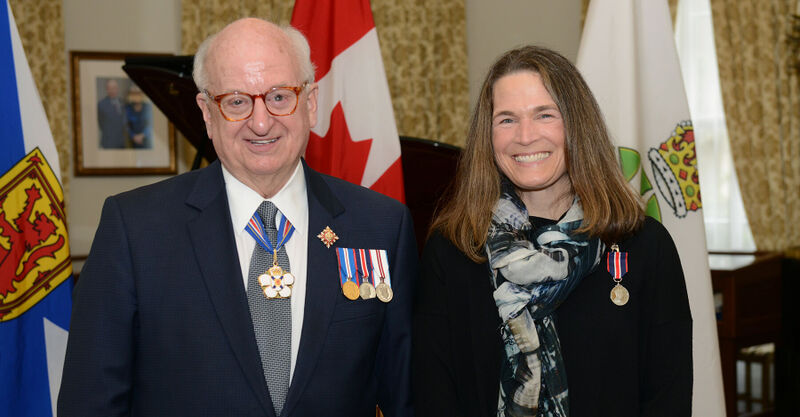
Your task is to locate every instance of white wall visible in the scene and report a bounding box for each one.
[63,0,183,257]
[62,0,582,258]
[465,0,582,107]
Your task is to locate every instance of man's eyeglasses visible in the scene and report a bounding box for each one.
[205,82,308,122]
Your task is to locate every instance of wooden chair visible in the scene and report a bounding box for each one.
[737,344,775,416]
[399,136,461,253]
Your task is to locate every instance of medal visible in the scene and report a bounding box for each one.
[317,226,339,248]
[337,248,392,302]
[376,282,393,303]
[607,243,629,306]
[357,248,376,300]
[246,206,295,299]
[342,280,360,300]
[370,249,393,303]
[359,281,377,300]
[610,284,629,306]
[257,256,296,299]
[336,247,360,300]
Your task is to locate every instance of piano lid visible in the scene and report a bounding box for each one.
[123,55,217,162]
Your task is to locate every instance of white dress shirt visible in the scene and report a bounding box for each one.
[221,161,309,381]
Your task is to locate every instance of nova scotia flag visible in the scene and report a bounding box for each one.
[0,1,73,416]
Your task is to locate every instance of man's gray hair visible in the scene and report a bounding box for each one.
[193,22,316,92]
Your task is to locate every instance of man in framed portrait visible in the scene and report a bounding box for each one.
[97,78,126,149]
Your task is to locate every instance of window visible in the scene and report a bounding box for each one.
[675,0,756,252]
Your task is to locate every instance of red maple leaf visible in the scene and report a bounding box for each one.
[306,102,372,186]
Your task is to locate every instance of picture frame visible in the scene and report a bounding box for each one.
[70,51,177,175]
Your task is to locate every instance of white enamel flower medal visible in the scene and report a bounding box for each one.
[245,209,295,299]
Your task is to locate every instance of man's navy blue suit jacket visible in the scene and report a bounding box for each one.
[58,160,417,417]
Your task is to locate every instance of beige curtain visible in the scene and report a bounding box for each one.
[182,1,295,51]
[371,2,469,146]
[181,0,469,147]
[710,0,800,252]
[9,0,70,194]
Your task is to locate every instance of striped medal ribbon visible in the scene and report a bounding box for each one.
[607,243,630,306]
[246,209,295,299]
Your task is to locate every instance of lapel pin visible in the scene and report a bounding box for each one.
[317,226,339,248]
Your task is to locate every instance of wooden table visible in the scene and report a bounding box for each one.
[710,253,782,417]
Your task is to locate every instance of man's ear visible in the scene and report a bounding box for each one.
[196,92,213,139]
[305,82,319,129]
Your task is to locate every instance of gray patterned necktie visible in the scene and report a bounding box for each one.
[246,201,291,415]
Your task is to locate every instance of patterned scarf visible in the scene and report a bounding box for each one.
[486,182,604,416]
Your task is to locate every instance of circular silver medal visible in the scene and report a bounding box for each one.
[359,282,376,299]
[375,282,393,303]
[610,283,629,306]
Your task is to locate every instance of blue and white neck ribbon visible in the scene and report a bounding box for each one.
[245,207,295,256]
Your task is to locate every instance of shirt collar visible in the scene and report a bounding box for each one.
[221,161,308,233]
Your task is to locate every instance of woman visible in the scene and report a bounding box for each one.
[412,46,692,416]
[125,85,153,149]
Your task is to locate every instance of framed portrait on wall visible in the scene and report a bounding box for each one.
[70,51,177,175]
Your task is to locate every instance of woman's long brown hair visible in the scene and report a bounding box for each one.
[431,45,644,262]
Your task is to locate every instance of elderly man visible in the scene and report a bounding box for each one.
[58,18,416,417]
[97,78,126,148]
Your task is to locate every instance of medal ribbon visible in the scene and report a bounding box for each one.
[336,247,358,286]
[245,207,295,257]
[369,249,392,288]
[606,248,628,280]
[357,248,373,285]
[348,249,358,283]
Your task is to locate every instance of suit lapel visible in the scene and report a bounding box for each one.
[185,162,275,417]
[282,161,345,416]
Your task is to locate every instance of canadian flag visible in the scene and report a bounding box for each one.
[291,0,405,202]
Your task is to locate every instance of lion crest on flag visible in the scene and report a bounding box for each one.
[0,148,71,321]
